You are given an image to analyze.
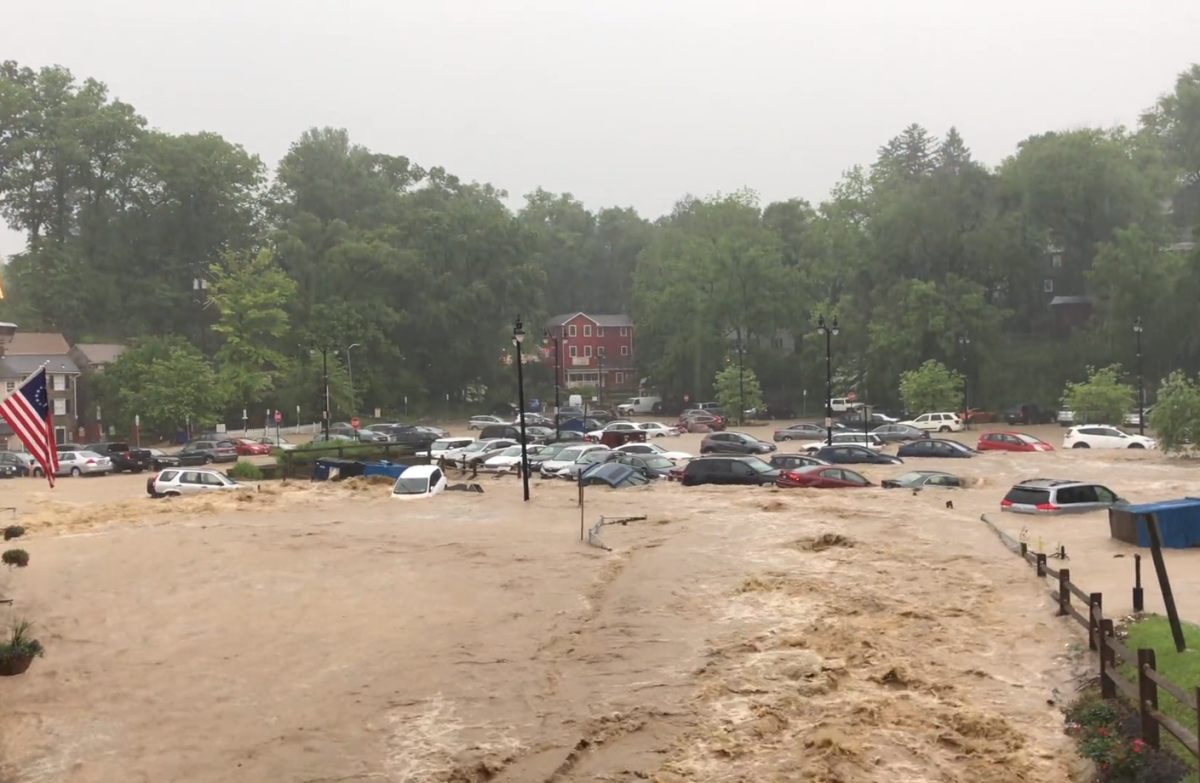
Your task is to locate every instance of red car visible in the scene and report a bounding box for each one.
[235,438,271,456]
[960,408,998,423]
[679,414,725,433]
[976,431,1054,452]
[776,465,873,489]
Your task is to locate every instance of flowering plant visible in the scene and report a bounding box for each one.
[1064,697,1146,781]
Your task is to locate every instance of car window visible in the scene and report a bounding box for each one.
[1004,487,1050,505]
[819,469,842,480]
[1094,486,1116,503]
[159,470,179,482]
[730,461,753,475]
[1099,428,1124,438]
[430,469,442,485]
[60,453,75,462]
[180,471,203,484]
[842,470,869,486]
[201,473,225,486]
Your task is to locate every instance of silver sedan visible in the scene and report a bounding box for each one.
[55,450,114,477]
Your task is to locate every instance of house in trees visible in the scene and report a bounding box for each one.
[0,326,82,447]
[69,344,128,440]
[544,313,636,395]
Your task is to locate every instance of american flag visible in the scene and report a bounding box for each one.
[0,366,58,487]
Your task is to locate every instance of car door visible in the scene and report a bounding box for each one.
[178,471,205,493]
[727,460,758,484]
[1092,485,1123,509]
[1056,484,1099,512]
[840,469,871,487]
[815,468,846,487]
[926,474,961,488]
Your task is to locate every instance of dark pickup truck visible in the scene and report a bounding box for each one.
[83,441,154,473]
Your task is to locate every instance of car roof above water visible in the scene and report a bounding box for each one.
[1015,478,1084,488]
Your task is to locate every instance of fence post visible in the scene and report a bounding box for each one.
[1058,568,1071,617]
[1020,542,1028,558]
[1037,552,1047,577]
[1137,648,1161,748]
[1133,554,1144,613]
[1099,619,1116,699]
[1089,593,1103,651]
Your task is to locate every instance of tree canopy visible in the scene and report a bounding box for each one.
[2,59,1200,428]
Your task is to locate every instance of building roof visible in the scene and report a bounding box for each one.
[546,313,634,329]
[72,343,127,366]
[0,354,81,380]
[5,332,71,355]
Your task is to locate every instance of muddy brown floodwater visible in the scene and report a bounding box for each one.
[1,421,1197,782]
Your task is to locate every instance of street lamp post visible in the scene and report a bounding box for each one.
[543,328,563,438]
[311,344,331,441]
[736,336,745,425]
[345,343,361,416]
[1134,317,1145,436]
[513,316,530,501]
[817,315,838,446]
[958,332,971,431]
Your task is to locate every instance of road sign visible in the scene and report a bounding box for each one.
[351,417,360,429]
[134,414,140,426]
[274,411,282,423]
[374,407,381,418]
[847,391,857,402]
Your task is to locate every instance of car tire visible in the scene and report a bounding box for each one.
[1128,443,1145,449]
[204,456,214,464]
[70,467,81,477]
[1072,443,1090,449]
[781,435,792,441]
[32,468,42,477]
[938,426,950,432]
[165,490,181,497]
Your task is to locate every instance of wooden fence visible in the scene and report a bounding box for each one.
[1018,541,1200,759]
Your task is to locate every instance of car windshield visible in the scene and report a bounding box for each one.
[895,472,924,484]
[499,446,522,457]
[557,448,585,461]
[393,477,430,495]
[746,459,774,473]
[580,451,609,464]
[432,439,463,450]
[462,442,490,452]
[538,444,567,457]
[643,457,673,469]
[1015,434,1043,445]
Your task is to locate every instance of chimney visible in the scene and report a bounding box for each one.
[0,323,15,359]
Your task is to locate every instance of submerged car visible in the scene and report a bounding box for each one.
[391,465,448,499]
[882,471,964,489]
[1000,479,1128,514]
[149,468,247,497]
[578,462,651,488]
[897,439,977,458]
[976,431,1054,452]
[809,446,902,465]
[776,465,873,489]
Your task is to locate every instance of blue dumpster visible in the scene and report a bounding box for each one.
[363,461,406,480]
[1110,498,1200,548]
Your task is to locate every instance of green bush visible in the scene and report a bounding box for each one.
[1149,371,1200,452]
[1061,365,1136,425]
[228,461,264,480]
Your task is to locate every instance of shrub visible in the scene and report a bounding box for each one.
[0,620,44,663]
[1149,371,1200,452]
[1063,694,1148,780]
[3,525,23,541]
[228,461,264,480]
[1061,365,1136,425]
[1,549,29,568]
[899,360,964,414]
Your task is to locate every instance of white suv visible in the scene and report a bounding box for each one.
[149,468,248,497]
[1063,425,1156,450]
[902,412,964,433]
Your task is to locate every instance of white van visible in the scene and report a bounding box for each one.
[568,394,583,408]
[616,396,662,416]
[829,398,864,413]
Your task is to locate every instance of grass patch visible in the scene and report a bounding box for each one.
[1117,615,1200,781]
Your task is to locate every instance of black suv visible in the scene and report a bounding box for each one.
[699,432,776,455]
[681,456,779,487]
[1004,404,1056,425]
[84,441,154,473]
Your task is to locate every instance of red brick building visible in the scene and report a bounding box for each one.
[544,313,635,393]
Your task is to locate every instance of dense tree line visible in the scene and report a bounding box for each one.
[1,59,1198,431]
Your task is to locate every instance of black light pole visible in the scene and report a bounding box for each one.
[958,332,971,431]
[310,344,331,441]
[817,315,838,446]
[513,316,530,501]
[1134,317,1145,436]
[544,327,563,438]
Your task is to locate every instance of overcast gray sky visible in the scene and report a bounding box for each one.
[2,0,1198,262]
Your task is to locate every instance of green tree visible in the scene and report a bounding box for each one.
[98,338,225,436]
[899,360,964,414]
[207,248,298,410]
[1149,372,1200,452]
[713,364,763,421]
[1060,365,1136,425]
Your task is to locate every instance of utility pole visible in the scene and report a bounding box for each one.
[1134,317,1145,436]
[817,316,838,447]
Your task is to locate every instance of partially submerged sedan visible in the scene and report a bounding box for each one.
[776,465,873,489]
[881,470,964,489]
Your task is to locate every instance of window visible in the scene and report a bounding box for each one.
[52,374,67,391]
[620,346,629,356]
[1044,279,1054,293]
[4,381,13,394]
[584,346,593,357]
[597,346,605,357]
[1094,486,1116,503]
[583,325,592,337]
[772,336,784,349]
[569,345,577,357]
[597,327,604,337]
[620,327,629,336]
[53,398,66,416]
[568,324,577,337]
[615,372,624,384]
[1052,254,1063,268]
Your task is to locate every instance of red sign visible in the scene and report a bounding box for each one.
[847,391,857,402]
[274,411,282,423]
[683,394,690,403]
[351,417,361,429]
